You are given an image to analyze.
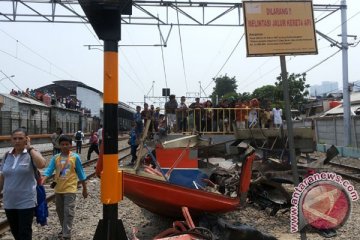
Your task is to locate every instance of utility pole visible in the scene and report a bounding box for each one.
[341,0,351,147]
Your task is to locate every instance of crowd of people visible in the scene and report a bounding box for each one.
[132,95,285,138]
[9,88,92,116]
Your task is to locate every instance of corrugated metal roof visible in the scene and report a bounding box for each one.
[351,92,360,103]
[0,94,48,107]
[322,104,360,116]
[321,92,360,116]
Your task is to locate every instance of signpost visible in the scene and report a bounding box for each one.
[243,1,318,239]
[243,1,317,56]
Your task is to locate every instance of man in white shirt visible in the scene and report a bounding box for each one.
[272,106,283,128]
[97,125,103,146]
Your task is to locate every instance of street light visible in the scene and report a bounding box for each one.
[0,75,15,93]
[0,75,15,82]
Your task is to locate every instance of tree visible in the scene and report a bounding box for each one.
[238,92,252,102]
[252,85,278,102]
[275,72,310,109]
[210,75,237,102]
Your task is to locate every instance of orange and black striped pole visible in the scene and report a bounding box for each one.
[79,1,132,239]
[93,40,127,239]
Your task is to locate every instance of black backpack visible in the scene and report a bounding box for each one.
[75,131,82,140]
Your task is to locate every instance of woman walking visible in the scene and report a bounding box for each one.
[0,128,46,240]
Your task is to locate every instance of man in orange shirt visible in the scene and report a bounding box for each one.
[235,100,248,129]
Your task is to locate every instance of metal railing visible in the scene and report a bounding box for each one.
[167,107,266,134]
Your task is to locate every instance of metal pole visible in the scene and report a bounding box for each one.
[152,81,155,96]
[341,0,351,147]
[280,56,306,239]
[199,81,201,99]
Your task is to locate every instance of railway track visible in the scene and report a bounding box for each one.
[26,136,129,157]
[328,161,360,182]
[299,153,360,182]
[0,145,132,235]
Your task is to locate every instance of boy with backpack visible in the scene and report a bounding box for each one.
[74,130,84,154]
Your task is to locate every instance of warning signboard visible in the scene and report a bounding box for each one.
[243,1,318,57]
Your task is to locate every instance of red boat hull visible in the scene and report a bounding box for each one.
[123,172,240,217]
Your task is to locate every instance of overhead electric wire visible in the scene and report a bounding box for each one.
[1,70,23,92]
[119,63,146,95]
[303,49,342,74]
[242,57,272,84]
[159,27,168,89]
[65,0,148,94]
[0,48,63,79]
[203,33,245,92]
[326,9,360,36]
[199,27,235,86]
[65,0,101,45]
[175,1,189,92]
[124,28,157,89]
[0,28,76,79]
[119,49,147,92]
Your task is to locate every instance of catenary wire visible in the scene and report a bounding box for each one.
[199,27,236,88]
[0,48,63,79]
[65,0,148,95]
[159,26,168,89]
[303,49,342,74]
[203,33,245,92]
[0,27,76,80]
[175,0,189,92]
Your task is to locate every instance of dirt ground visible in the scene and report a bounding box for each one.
[1,154,359,240]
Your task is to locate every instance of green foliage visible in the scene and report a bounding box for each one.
[238,92,252,102]
[252,85,278,101]
[275,72,310,109]
[210,75,238,101]
[223,92,238,100]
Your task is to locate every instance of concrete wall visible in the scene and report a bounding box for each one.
[0,96,50,135]
[287,116,360,148]
[49,107,80,134]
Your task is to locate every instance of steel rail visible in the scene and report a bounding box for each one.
[328,162,360,182]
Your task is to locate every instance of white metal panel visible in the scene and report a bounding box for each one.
[76,87,102,117]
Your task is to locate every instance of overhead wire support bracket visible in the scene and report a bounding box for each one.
[316,30,342,49]
[157,23,173,47]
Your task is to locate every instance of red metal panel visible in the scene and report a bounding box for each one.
[156,148,198,168]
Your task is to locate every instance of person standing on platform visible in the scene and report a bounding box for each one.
[164,94,178,132]
[41,135,88,240]
[177,96,188,132]
[97,125,103,147]
[87,131,99,161]
[141,103,151,136]
[153,107,161,132]
[134,105,143,138]
[0,128,46,240]
[51,127,63,155]
[128,122,139,166]
[189,97,203,132]
[73,129,84,154]
[272,106,283,128]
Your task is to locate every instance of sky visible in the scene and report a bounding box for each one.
[0,0,359,108]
